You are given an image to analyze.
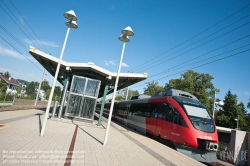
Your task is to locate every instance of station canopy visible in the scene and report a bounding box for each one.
[29,46,147,98]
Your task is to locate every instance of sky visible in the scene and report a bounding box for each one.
[0,0,250,112]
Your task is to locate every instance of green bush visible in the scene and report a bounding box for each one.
[0,93,14,101]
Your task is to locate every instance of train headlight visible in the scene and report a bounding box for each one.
[205,142,218,151]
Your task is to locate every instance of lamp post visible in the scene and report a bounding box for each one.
[103,26,134,145]
[40,10,78,137]
[213,91,224,118]
[34,69,45,106]
[235,115,239,130]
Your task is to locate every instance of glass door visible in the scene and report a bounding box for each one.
[65,75,101,121]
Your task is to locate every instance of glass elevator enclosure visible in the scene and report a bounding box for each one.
[65,75,101,121]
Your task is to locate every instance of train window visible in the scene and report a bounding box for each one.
[129,104,142,116]
[138,103,148,117]
[141,103,151,117]
[156,103,167,120]
[116,107,127,118]
[165,105,174,122]
[173,109,180,124]
[148,104,157,118]
[172,107,188,127]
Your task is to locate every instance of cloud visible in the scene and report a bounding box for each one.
[105,60,116,66]
[244,91,250,96]
[121,63,129,67]
[0,45,34,61]
[0,67,20,76]
[23,38,59,48]
[0,45,22,59]
[0,67,39,82]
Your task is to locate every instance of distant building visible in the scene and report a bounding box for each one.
[19,84,27,97]
[0,74,19,94]
[35,88,45,100]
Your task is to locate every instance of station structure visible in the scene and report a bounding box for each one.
[29,46,147,124]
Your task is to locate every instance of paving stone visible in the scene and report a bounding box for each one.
[0,109,206,166]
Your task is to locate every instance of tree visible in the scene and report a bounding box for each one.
[26,81,39,98]
[118,88,140,100]
[53,86,62,101]
[143,81,164,96]
[41,80,51,92]
[0,79,7,93]
[128,89,140,99]
[45,86,62,101]
[45,89,51,100]
[237,102,248,131]
[215,90,247,130]
[247,98,250,110]
[245,113,250,132]
[115,95,124,101]
[0,79,7,100]
[167,70,217,111]
[4,71,11,77]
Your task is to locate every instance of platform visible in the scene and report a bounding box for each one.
[0,109,206,166]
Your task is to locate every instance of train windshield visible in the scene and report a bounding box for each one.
[173,96,215,133]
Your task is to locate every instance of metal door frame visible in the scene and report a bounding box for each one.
[65,75,101,121]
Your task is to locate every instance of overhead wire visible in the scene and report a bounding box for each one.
[136,21,250,73]
[148,43,250,79]
[0,36,43,71]
[0,0,54,82]
[0,3,42,50]
[8,0,51,54]
[0,24,27,51]
[148,35,250,78]
[0,35,54,81]
[135,14,250,72]
[131,48,250,90]
[130,3,250,71]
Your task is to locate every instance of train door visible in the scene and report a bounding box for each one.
[170,105,186,144]
[155,103,168,138]
[123,107,129,126]
[146,103,157,135]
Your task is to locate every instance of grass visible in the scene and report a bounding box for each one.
[0,101,12,103]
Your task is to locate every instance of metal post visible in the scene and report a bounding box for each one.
[98,84,109,126]
[40,27,71,137]
[35,69,45,106]
[58,79,69,119]
[125,86,129,100]
[103,41,126,145]
[12,94,16,106]
[52,101,58,118]
[237,115,239,130]
[213,91,216,118]
[3,92,7,106]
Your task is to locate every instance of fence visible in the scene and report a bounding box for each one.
[13,99,54,106]
[247,132,250,166]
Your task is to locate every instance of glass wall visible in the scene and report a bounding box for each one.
[65,75,101,121]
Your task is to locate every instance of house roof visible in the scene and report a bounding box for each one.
[0,75,19,85]
[29,46,148,98]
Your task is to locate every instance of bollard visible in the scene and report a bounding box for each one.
[52,101,58,118]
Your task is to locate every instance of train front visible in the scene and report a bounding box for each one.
[171,95,219,163]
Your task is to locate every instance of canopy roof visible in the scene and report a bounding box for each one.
[29,46,147,98]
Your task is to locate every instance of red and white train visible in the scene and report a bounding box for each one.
[96,89,219,163]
